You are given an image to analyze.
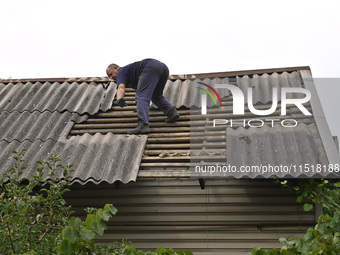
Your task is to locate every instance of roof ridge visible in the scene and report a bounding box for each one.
[169,66,311,80]
[0,77,111,83]
[0,66,311,83]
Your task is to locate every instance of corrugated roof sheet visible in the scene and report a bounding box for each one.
[50,133,147,184]
[0,81,116,114]
[225,124,334,178]
[0,78,148,184]
[0,134,147,184]
[190,73,339,179]
[0,66,338,182]
[236,71,304,104]
[163,71,305,108]
[0,111,84,142]
[162,77,230,108]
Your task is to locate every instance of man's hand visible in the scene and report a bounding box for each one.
[117,98,127,107]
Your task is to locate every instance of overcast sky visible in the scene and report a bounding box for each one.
[1,0,339,141]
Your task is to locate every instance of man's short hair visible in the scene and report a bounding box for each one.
[107,63,119,70]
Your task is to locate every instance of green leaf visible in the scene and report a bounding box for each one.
[315,222,328,232]
[280,180,287,185]
[85,214,96,229]
[145,252,157,255]
[92,218,107,236]
[97,208,111,221]
[296,195,303,203]
[62,226,79,244]
[303,203,314,211]
[330,217,340,232]
[183,251,194,255]
[104,203,118,215]
[69,217,82,229]
[57,239,76,255]
[87,239,95,251]
[123,245,137,255]
[333,232,340,244]
[79,227,96,241]
[85,214,107,236]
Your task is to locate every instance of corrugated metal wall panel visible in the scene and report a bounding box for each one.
[64,179,313,254]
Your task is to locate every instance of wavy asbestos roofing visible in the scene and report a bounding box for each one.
[0,78,148,184]
[0,81,116,114]
[161,71,304,108]
[0,111,87,142]
[226,124,334,178]
[162,77,230,108]
[0,134,147,184]
[0,65,339,182]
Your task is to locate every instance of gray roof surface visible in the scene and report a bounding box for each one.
[235,71,304,104]
[0,134,146,184]
[0,66,339,183]
[0,81,116,114]
[163,77,230,108]
[0,111,83,142]
[163,71,304,108]
[0,79,146,184]
[226,124,334,178]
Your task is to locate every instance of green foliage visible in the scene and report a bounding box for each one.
[57,205,193,255]
[117,246,193,255]
[279,179,340,216]
[252,211,340,254]
[0,149,73,254]
[57,204,117,255]
[253,179,340,254]
[0,150,194,255]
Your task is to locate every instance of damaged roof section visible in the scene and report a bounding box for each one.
[68,66,339,179]
[0,66,339,183]
[0,78,147,184]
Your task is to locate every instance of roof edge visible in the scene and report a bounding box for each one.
[169,66,311,80]
[0,77,111,83]
[300,70,340,166]
[0,66,311,83]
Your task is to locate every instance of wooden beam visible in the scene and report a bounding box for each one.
[137,170,191,178]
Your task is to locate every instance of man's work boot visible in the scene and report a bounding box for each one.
[128,123,150,135]
[165,107,179,123]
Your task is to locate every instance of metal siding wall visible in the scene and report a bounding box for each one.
[65,179,313,254]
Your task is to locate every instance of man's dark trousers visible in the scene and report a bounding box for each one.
[135,59,173,124]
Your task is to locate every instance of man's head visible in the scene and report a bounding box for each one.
[106,64,120,80]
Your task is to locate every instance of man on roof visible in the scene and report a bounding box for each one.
[106,58,179,135]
